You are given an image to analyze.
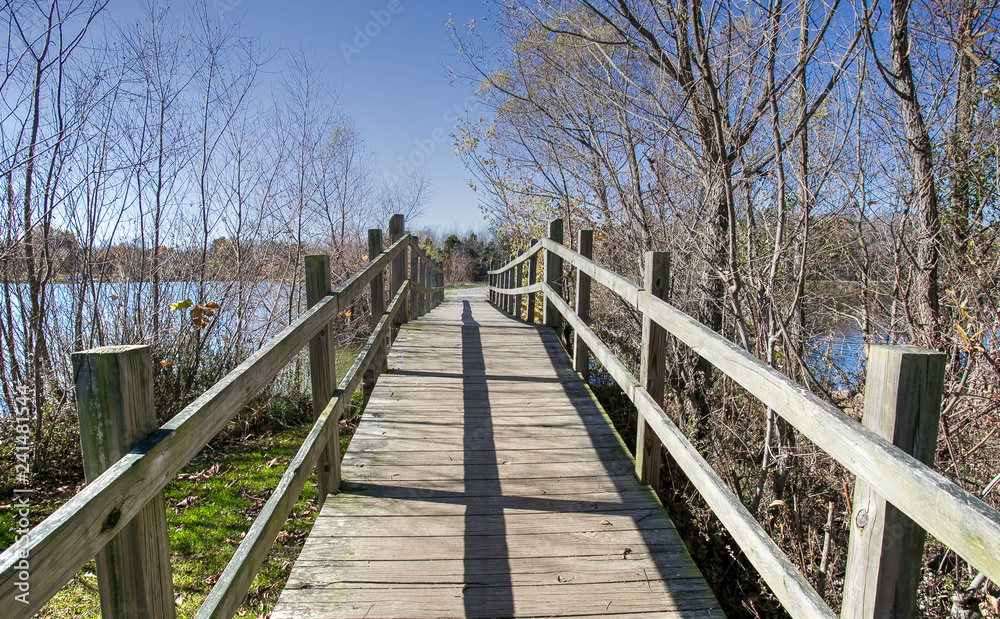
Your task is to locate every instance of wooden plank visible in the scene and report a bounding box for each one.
[637,251,668,490]
[842,346,945,618]
[0,237,413,618]
[73,345,175,619]
[273,288,721,618]
[544,283,835,618]
[195,282,411,619]
[388,214,406,340]
[305,255,339,505]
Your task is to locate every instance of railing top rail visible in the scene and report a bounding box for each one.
[0,234,413,615]
[487,241,541,275]
[491,235,1000,589]
[408,236,444,274]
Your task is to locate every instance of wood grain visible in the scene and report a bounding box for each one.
[272,288,720,618]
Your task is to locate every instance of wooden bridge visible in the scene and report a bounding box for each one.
[2,214,1000,619]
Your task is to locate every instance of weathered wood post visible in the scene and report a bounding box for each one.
[72,345,175,619]
[515,261,524,320]
[574,229,593,380]
[389,214,406,338]
[636,251,669,490]
[842,345,945,619]
[305,255,340,504]
[504,261,513,314]
[419,255,428,316]
[410,238,420,316]
[527,240,538,323]
[543,219,564,328]
[363,229,385,405]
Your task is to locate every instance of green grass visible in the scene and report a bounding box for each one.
[0,346,368,618]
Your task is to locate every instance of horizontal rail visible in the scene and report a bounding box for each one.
[543,284,834,618]
[487,242,541,275]
[0,235,411,616]
[197,281,411,618]
[490,232,1000,613]
[410,281,446,295]
[489,282,544,296]
[408,237,444,273]
[635,289,1000,586]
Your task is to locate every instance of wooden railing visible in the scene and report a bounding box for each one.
[0,215,444,618]
[488,218,1000,619]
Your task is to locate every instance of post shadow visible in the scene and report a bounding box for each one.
[461,299,515,617]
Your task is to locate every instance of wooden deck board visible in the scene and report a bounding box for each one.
[272,288,722,618]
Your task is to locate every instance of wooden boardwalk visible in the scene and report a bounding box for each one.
[272,288,722,618]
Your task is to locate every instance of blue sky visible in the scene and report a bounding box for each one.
[235,0,491,232]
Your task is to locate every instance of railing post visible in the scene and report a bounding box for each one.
[637,251,669,490]
[72,345,175,619]
[410,238,419,317]
[504,260,513,314]
[842,345,945,619]
[389,214,406,338]
[305,255,340,504]
[527,240,538,323]
[363,229,385,405]
[515,261,524,320]
[419,254,428,316]
[574,230,593,380]
[543,219,563,328]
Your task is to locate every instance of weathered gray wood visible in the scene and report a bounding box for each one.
[527,239,538,323]
[72,345,175,619]
[635,288,1000,586]
[0,236,411,618]
[364,229,386,405]
[540,238,641,306]
[637,252,668,490]
[305,255,340,505]
[543,284,835,618]
[197,282,410,619]
[409,240,419,319]
[574,230,593,380]
[273,288,720,618]
[543,218,564,327]
[486,242,542,275]
[842,345,946,619]
[389,214,406,339]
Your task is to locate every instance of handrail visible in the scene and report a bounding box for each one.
[490,228,1000,617]
[0,222,444,618]
[198,281,411,617]
[487,241,541,275]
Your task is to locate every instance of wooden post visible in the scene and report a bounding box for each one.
[363,229,384,405]
[410,239,419,318]
[305,255,340,505]
[543,219,563,328]
[388,214,405,340]
[504,263,512,314]
[515,262,524,320]
[420,257,428,316]
[636,251,669,490]
[72,345,175,619]
[574,230,593,380]
[527,240,538,323]
[842,345,945,619]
